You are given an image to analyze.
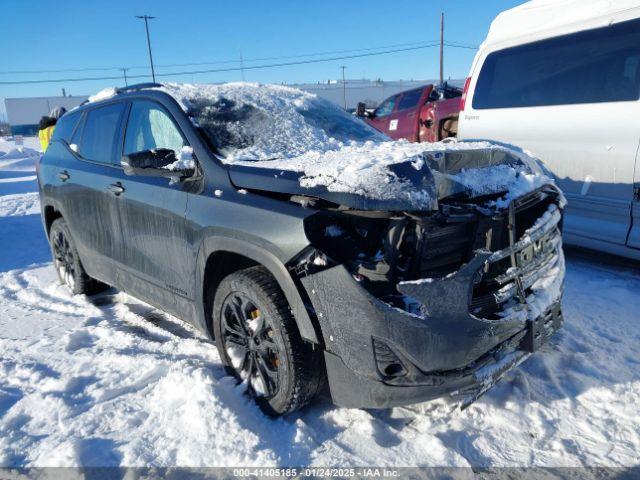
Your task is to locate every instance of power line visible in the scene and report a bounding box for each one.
[443,41,479,50]
[0,40,471,76]
[151,44,441,78]
[150,40,434,70]
[0,43,441,85]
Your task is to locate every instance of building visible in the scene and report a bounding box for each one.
[292,78,465,110]
[3,79,465,136]
[4,95,88,135]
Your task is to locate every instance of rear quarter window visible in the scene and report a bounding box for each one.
[473,17,640,109]
[51,111,81,143]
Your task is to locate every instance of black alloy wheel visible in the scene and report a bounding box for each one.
[220,292,280,398]
[212,266,325,415]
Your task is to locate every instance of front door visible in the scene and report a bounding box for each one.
[392,87,426,142]
[113,99,193,317]
[366,94,399,138]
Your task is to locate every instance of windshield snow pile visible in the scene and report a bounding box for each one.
[157,82,386,161]
[154,82,555,209]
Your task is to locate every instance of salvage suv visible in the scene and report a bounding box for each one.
[37,82,565,415]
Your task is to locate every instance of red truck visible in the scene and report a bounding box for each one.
[357,83,462,143]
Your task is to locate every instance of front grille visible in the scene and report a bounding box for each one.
[414,186,562,320]
[470,187,562,319]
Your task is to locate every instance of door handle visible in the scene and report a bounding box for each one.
[58,171,70,182]
[108,182,125,196]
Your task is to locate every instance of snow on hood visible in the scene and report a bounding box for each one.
[225,138,556,211]
[87,82,558,211]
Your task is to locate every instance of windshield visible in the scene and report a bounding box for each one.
[160,83,387,162]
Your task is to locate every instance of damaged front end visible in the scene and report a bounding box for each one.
[288,184,565,409]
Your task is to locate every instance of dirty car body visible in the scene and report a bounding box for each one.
[37,82,565,410]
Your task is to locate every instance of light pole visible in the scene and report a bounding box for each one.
[340,65,347,110]
[136,15,156,83]
[121,67,129,86]
[439,12,444,85]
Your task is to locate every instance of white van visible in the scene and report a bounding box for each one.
[458,0,640,260]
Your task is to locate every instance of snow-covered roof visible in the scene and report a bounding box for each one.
[485,0,640,47]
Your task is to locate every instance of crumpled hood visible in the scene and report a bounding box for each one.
[227,140,556,211]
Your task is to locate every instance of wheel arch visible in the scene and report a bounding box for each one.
[196,237,321,346]
[43,203,63,237]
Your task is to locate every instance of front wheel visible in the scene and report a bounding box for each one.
[212,266,324,416]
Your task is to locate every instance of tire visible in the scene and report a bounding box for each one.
[212,266,324,416]
[48,217,108,295]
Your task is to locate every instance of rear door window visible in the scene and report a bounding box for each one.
[124,100,185,155]
[78,103,126,163]
[473,17,640,109]
[397,88,423,110]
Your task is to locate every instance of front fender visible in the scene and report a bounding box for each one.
[193,235,320,344]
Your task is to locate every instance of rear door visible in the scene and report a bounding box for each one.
[367,94,400,138]
[113,99,193,315]
[54,102,127,284]
[462,18,640,248]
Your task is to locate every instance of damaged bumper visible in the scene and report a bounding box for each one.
[298,191,565,409]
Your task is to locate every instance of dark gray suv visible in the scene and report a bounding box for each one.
[37,82,565,415]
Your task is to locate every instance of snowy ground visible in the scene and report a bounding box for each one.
[0,137,639,467]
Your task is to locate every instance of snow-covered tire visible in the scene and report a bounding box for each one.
[212,266,325,416]
[48,218,108,295]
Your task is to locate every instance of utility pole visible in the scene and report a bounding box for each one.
[136,15,156,83]
[439,12,444,85]
[240,50,246,81]
[121,68,129,86]
[340,65,347,110]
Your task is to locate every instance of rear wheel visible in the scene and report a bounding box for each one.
[212,266,324,415]
[49,217,108,295]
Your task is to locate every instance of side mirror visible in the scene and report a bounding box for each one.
[121,148,195,179]
[356,102,374,119]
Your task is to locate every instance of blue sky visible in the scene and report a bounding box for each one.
[0,0,525,119]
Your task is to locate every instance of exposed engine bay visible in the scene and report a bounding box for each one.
[297,184,564,322]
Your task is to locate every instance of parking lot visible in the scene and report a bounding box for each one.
[1,138,638,467]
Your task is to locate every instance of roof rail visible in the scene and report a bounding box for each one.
[115,82,163,94]
[77,82,163,107]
